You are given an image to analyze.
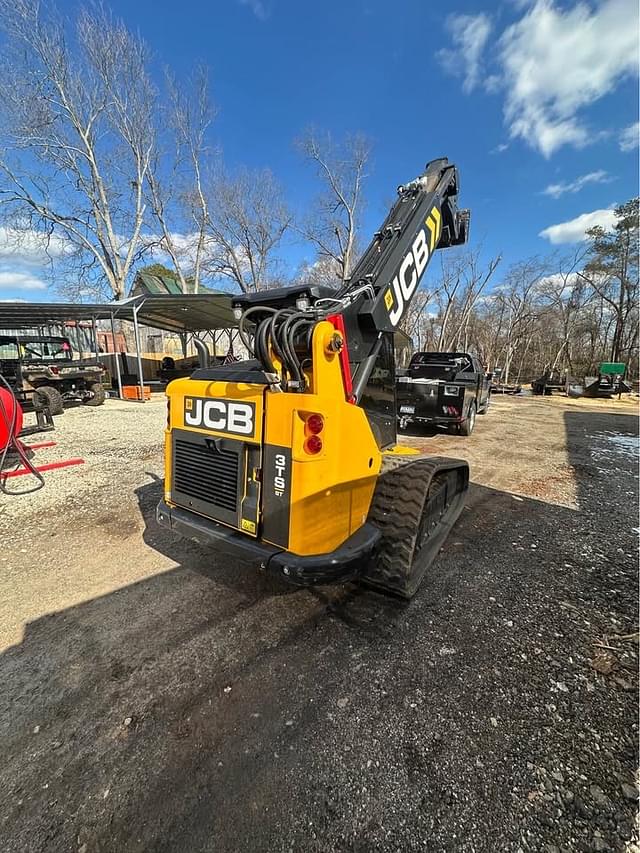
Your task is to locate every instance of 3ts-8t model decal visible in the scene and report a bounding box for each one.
[183,396,255,436]
[261,444,292,547]
[384,206,442,327]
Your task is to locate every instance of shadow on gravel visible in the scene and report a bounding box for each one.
[563,410,639,510]
[134,474,411,636]
[0,409,637,853]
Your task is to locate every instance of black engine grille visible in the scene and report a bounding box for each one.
[173,434,240,518]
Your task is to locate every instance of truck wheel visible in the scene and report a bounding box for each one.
[83,382,106,407]
[32,385,64,416]
[478,393,491,414]
[362,455,469,599]
[460,402,476,436]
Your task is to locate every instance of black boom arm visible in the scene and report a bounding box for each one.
[231,157,469,399]
[343,158,469,333]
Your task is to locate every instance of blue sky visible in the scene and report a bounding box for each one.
[0,0,638,301]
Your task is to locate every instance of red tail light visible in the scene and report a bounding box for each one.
[302,412,324,454]
[304,435,323,455]
[305,413,324,435]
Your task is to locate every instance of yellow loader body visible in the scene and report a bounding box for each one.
[161,323,383,578]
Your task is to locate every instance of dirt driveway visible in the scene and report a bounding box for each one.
[0,394,638,852]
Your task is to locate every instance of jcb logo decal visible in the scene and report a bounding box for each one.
[184,396,255,436]
[385,207,442,327]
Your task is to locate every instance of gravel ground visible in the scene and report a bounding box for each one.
[0,396,166,529]
[0,393,637,852]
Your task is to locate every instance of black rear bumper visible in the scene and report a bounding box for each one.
[399,414,463,424]
[156,500,381,586]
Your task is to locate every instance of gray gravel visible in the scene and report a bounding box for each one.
[0,397,637,852]
[0,396,166,534]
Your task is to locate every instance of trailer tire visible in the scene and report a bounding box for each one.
[32,385,64,416]
[459,401,476,436]
[83,382,106,407]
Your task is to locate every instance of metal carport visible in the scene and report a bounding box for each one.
[0,294,238,402]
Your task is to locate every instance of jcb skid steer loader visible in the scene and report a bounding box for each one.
[157,158,470,598]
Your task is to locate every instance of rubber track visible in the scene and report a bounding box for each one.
[363,455,469,599]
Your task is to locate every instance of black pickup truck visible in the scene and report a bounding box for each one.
[396,351,491,435]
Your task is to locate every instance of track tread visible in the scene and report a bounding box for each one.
[363,454,468,599]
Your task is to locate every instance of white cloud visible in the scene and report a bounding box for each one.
[619,122,639,151]
[143,231,215,272]
[0,226,72,266]
[542,170,613,198]
[491,142,510,154]
[437,13,493,94]
[441,0,639,157]
[539,207,617,244]
[499,0,638,157]
[238,0,268,20]
[0,271,48,291]
[538,272,582,293]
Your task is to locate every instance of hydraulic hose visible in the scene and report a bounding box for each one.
[239,306,277,358]
[281,315,316,389]
[238,304,323,391]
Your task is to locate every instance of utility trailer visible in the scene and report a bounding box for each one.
[0,334,107,415]
[396,351,491,435]
[531,372,566,395]
[490,382,521,395]
[567,363,631,399]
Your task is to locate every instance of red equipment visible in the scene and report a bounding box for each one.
[2,457,84,478]
[0,380,84,490]
[0,386,23,452]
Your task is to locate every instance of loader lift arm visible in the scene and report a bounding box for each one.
[232,157,469,414]
[157,157,471,598]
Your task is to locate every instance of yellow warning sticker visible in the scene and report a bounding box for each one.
[384,289,393,310]
[241,518,256,534]
[185,398,193,410]
[431,206,442,238]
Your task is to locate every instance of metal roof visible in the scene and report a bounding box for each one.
[0,294,238,333]
[114,294,238,332]
[129,271,219,297]
[132,271,185,296]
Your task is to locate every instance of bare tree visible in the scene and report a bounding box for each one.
[492,258,547,383]
[296,129,370,285]
[203,166,291,292]
[145,66,214,293]
[295,256,342,288]
[537,247,591,375]
[0,0,156,300]
[430,250,500,351]
[399,289,438,351]
[446,251,502,351]
[433,254,463,351]
[578,199,639,363]
[145,170,189,293]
